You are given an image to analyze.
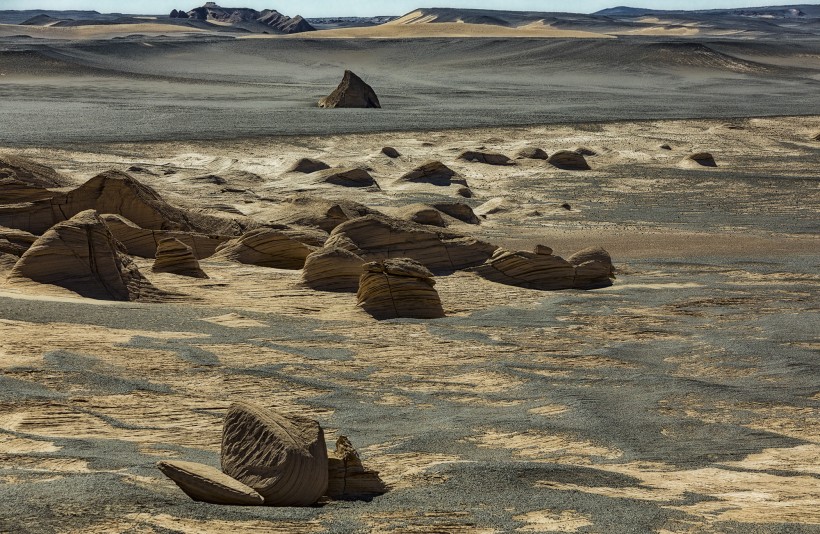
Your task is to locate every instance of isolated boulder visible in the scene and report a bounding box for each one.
[397,161,466,187]
[153,237,208,278]
[8,210,159,300]
[300,246,364,292]
[458,151,514,166]
[470,247,576,290]
[357,258,445,320]
[516,147,549,160]
[157,460,264,506]
[318,70,381,109]
[567,246,615,289]
[381,147,400,158]
[289,158,330,174]
[326,436,388,499]
[548,150,591,170]
[221,402,328,506]
[314,167,379,188]
[683,152,717,167]
[212,228,312,269]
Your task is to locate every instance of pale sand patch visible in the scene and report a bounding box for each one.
[0,433,59,454]
[361,447,464,490]
[468,430,622,462]
[201,312,268,328]
[0,23,205,40]
[514,509,592,532]
[528,404,570,417]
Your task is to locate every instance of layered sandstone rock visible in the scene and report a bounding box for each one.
[357,258,445,319]
[8,210,160,300]
[432,202,480,224]
[288,158,330,174]
[0,155,68,203]
[157,460,264,506]
[567,246,615,289]
[211,228,313,269]
[300,246,364,292]
[397,204,446,227]
[324,214,496,273]
[326,436,388,499]
[101,214,229,259]
[548,150,591,170]
[318,70,381,109]
[266,195,378,233]
[221,402,328,506]
[516,147,549,160]
[458,151,514,166]
[0,226,37,257]
[153,237,208,278]
[314,167,379,188]
[396,161,466,187]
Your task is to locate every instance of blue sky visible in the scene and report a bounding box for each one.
[0,0,810,17]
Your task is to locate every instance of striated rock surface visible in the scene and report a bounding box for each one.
[153,237,208,278]
[157,460,264,506]
[567,246,615,289]
[221,402,328,506]
[0,155,68,203]
[326,436,388,500]
[8,210,160,300]
[324,214,496,273]
[471,247,576,290]
[683,152,717,167]
[289,158,330,174]
[318,70,381,109]
[458,151,514,166]
[0,226,37,257]
[516,147,549,160]
[300,246,364,292]
[101,214,229,259]
[212,228,313,269]
[265,195,378,233]
[548,150,591,170]
[396,161,466,187]
[397,204,446,227]
[433,202,480,224]
[314,167,379,188]
[357,258,445,320]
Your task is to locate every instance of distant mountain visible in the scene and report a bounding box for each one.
[184,3,315,34]
[594,4,820,18]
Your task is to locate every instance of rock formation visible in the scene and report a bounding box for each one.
[813,132,820,141]
[318,71,381,109]
[683,152,717,167]
[0,226,37,257]
[432,202,480,224]
[7,210,160,301]
[324,214,497,273]
[381,147,400,158]
[186,3,314,33]
[547,150,591,170]
[152,238,208,278]
[300,246,364,292]
[396,161,466,187]
[212,228,313,269]
[0,155,67,203]
[314,167,379,188]
[516,147,549,160]
[573,147,597,156]
[265,195,378,233]
[221,402,328,506]
[397,204,446,227]
[157,460,264,506]
[326,436,388,499]
[289,158,331,174]
[567,246,615,289]
[357,258,445,319]
[458,151,514,166]
[101,214,229,259]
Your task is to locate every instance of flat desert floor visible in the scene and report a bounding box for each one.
[1,114,819,532]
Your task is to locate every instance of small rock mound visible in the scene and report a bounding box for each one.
[157,460,264,506]
[300,246,364,292]
[357,258,445,320]
[458,151,514,166]
[660,144,672,150]
[456,186,473,198]
[397,204,446,227]
[289,158,330,174]
[153,237,208,278]
[683,152,717,167]
[318,70,381,109]
[548,150,591,171]
[573,147,597,156]
[212,228,313,269]
[567,246,615,289]
[397,161,466,187]
[813,132,820,141]
[221,402,329,506]
[381,147,400,158]
[432,202,480,225]
[516,147,549,160]
[314,167,379,188]
[324,214,497,273]
[8,210,160,300]
[326,436,388,500]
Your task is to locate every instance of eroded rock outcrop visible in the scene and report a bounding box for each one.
[157,460,264,506]
[211,228,313,269]
[548,150,591,171]
[265,195,378,233]
[153,237,208,278]
[357,258,445,319]
[324,214,496,273]
[396,161,466,187]
[0,155,68,203]
[683,152,717,167]
[567,246,615,289]
[0,226,37,257]
[221,402,328,506]
[8,210,160,300]
[458,151,514,166]
[289,158,330,174]
[397,204,446,227]
[381,147,400,158]
[101,214,229,259]
[300,246,364,292]
[432,202,480,224]
[326,436,388,499]
[314,167,379,188]
[318,71,381,109]
[516,147,549,160]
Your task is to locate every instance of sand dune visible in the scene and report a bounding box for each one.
[0,22,205,39]
[270,22,613,39]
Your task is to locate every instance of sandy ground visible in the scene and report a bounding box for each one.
[1,116,818,532]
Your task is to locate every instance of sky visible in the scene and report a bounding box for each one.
[0,0,811,17]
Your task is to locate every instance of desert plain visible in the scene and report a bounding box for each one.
[0,4,819,534]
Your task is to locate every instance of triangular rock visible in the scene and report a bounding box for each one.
[318,70,381,109]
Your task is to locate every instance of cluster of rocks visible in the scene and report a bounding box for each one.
[158,401,386,506]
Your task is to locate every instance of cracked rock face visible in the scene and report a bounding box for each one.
[357,258,445,320]
[211,228,313,269]
[152,237,208,278]
[221,402,329,507]
[157,460,264,506]
[7,209,161,300]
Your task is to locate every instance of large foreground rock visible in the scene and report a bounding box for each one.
[324,214,497,273]
[212,228,313,269]
[357,258,445,320]
[153,237,208,278]
[318,70,381,109]
[157,460,264,506]
[221,402,328,506]
[8,210,160,300]
[548,150,591,170]
[326,436,388,499]
[300,246,364,292]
